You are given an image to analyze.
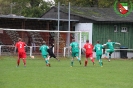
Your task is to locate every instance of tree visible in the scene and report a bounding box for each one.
[98,0,116,7]
[54,0,133,7]
[13,0,54,17]
[54,0,97,7]
[0,0,54,17]
[0,0,11,14]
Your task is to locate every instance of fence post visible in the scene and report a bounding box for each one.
[64,47,66,57]
[30,46,32,56]
[0,45,1,56]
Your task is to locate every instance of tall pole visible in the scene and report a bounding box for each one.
[68,2,70,37]
[57,2,60,57]
[79,31,81,59]
[67,2,70,56]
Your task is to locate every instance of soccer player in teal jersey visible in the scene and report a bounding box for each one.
[94,40,104,67]
[39,41,50,67]
[70,39,81,67]
[103,39,121,62]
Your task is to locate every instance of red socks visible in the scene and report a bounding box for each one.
[91,59,94,63]
[84,58,95,66]
[17,59,20,66]
[23,59,26,66]
[84,60,88,66]
[17,58,26,66]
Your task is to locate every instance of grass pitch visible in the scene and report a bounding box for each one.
[0,56,133,88]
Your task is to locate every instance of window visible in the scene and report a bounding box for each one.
[114,25,118,32]
[121,27,128,32]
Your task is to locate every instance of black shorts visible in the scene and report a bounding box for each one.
[49,54,56,58]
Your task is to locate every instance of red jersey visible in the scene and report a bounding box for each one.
[15,41,26,52]
[83,43,93,54]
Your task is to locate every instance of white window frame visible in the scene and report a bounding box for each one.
[121,27,128,32]
[114,25,118,32]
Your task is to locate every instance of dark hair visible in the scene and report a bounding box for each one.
[97,40,100,43]
[86,40,89,43]
[72,39,75,42]
[18,38,22,41]
[42,41,46,44]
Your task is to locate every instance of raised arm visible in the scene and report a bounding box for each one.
[115,42,121,45]
[103,44,107,46]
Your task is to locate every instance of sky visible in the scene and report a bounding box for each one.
[44,0,54,2]
[44,0,55,4]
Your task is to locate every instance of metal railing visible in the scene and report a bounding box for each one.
[63,47,133,58]
[0,45,40,56]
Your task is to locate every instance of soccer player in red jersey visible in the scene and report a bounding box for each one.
[83,40,95,66]
[15,38,27,67]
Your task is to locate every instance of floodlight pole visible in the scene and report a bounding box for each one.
[79,31,81,59]
[68,2,70,33]
[0,46,1,56]
[67,2,71,56]
[57,2,60,57]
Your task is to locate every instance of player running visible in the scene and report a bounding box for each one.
[94,40,104,67]
[39,41,50,67]
[103,39,121,62]
[82,40,95,66]
[70,39,81,67]
[15,38,27,67]
[47,43,60,61]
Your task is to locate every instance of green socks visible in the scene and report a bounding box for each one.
[71,61,73,66]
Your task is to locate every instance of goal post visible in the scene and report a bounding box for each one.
[0,28,82,59]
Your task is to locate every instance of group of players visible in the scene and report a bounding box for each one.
[70,39,120,67]
[15,37,120,67]
[15,38,59,67]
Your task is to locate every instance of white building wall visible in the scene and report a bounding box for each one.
[75,23,93,47]
[74,23,133,59]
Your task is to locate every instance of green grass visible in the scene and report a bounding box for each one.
[0,56,133,88]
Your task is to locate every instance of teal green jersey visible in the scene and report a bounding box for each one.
[106,42,116,50]
[70,42,79,53]
[94,44,103,55]
[39,45,49,55]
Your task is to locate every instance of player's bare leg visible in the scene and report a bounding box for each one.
[54,56,60,61]
[103,54,107,59]
[56,57,60,61]
[47,56,50,60]
[84,58,88,66]
[45,58,50,67]
[108,53,112,62]
[105,50,112,62]
[104,50,108,59]
[17,58,20,67]
[90,57,95,65]
[76,56,81,65]
[22,58,26,67]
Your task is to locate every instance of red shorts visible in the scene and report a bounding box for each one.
[18,52,26,58]
[86,53,93,58]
